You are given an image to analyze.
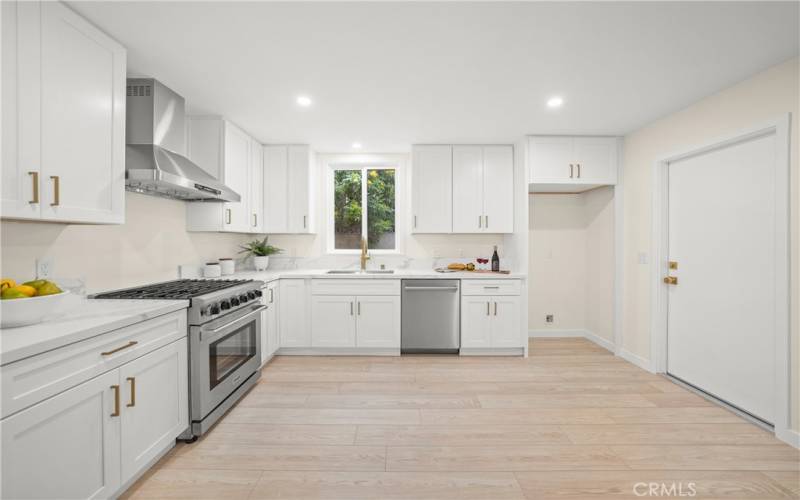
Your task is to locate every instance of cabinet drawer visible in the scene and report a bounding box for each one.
[1,310,186,419]
[311,279,400,296]
[461,279,521,296]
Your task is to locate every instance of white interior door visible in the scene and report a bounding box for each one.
[666,132,778,423]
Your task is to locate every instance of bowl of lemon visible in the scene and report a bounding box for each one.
[1,278,69,328]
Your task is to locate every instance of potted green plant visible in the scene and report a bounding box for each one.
[239,236,282,271]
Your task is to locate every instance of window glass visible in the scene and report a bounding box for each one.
[367,169,396,249]
[333,170,362,250]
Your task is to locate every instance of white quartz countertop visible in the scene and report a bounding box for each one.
[228,268,525,283]
[0,295,188,366]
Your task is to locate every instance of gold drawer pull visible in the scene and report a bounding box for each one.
[28,172,39,204]
[101,340,138,356]
[50,175,60,206]
[110,385,120,417]
[126,377,136,407]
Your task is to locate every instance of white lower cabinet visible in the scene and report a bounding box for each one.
[356,295,401,348]
[279,279,310,348]
[0,323,188,499]
[311,295,357,347]
[461,295,521,349]
[120,338,188,484]
[1,369,121,500]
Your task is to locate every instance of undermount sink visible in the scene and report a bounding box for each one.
[325,269,395,274]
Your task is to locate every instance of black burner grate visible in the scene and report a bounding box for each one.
[92,279,251,300]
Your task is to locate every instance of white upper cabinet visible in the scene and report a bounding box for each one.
[528,136,618,192]
[263,145,315,234]
[412,145,453,233]
[452,145,514,233]
[1,0,126,224]
[185,117,263,233]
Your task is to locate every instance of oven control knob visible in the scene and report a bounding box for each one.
[254,289,263,297]
[208,304,220,316]
[240,294,249,303]
[230,297,240,306]
[247,291,257,300]
[220,299,231,310]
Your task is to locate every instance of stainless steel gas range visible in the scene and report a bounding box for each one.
[92,279,264,440]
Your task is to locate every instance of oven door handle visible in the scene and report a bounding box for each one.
[200,305,266,339]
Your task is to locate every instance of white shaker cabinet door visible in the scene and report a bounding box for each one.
[572,137,617,184]
[356,295,401,348]
[279,279,310,347]
[528,136,574,183]
[412,145,452,233]
[249,139,264,233]
[38,1,126,223]
[1,369,121,500]
[452,145,484,233]
[490,296,521,347]
[482,145,514,233]
[1,1,41,220]
[288,145,314,233]
[222,123,252,232]
[120,338,188,485]
[460,296,492,348]
[263,145,289,233]
[311,295,357,347]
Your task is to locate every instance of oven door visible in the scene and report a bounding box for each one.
[190,304,264,420]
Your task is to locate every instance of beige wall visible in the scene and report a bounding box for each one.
[529,186,615,341]
[621,57,799,430]
[0,193,250,294]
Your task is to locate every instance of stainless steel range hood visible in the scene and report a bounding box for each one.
[125,78,240,202]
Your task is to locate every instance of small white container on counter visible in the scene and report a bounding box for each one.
[219,258,235,275]
[203,262,221,278]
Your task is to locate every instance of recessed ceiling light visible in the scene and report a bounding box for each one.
[351,142,362,150]
[547,96,564,108]
[296,95,312,107]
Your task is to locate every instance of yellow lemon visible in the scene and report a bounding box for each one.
[11,285,37,297]
[1,288,27,300]
[1,278,16,291]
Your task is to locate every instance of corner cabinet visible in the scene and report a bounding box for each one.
[1,311,188,499]
[263,145,316,234]
[1,0,126,224]
[528,136,618,192]
[452,145,514,233]
[185,117,264,233]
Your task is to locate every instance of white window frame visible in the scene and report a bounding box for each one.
[322,154,405,255]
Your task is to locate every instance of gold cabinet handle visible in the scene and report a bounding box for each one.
[253,213,258,227]
[669,261,678,270]
[485,215,488,228]
[663,276,678,285]
[478,215,482,228]
[28,171,39,204]
[569,164,574,178]
[303,215,307,228]
[225,208,232,224]
[350,301,354,316]
[110,385,120,417]
[414,215,417,228]
[577,163,581,179]
[494,302,498,316]
[101,340,138,356]
[50,176,60,206]
[486,301,490,316]
[126,377,136,407]
[358,301,361,315]
[269,288,274,303]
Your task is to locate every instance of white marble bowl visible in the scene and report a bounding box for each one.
[1,290,70,328]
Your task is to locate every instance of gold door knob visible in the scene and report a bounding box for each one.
[663,276,678,285]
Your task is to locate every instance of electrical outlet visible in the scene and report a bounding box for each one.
[36,257,54,279]
[546,314,554,323]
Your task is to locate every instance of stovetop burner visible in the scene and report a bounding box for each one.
[92,279,251,300]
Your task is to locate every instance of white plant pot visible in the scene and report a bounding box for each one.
[253,255,270,271]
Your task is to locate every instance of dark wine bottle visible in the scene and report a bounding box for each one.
[491,245,500,272]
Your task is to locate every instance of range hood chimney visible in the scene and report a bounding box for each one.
[125,78,240,202]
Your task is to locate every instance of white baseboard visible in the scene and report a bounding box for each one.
[529,329,614,353]
[618,348,654,373]
[776,427,800,449]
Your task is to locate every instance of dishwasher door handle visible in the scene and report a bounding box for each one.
[403,286,459,291]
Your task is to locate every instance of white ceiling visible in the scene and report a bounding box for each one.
[70,1,798,152]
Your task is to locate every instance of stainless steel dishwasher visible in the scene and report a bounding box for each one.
[401,279,460,353]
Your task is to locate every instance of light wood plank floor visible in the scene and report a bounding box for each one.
[122,338,799,499]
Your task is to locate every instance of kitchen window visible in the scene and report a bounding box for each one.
[327,164,398,253]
